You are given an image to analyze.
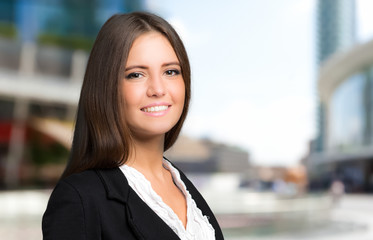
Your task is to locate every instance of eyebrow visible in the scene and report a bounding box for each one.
[125,61,180,71]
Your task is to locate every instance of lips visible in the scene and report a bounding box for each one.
[141,105,169,113]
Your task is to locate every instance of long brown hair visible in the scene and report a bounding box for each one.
[62,12,191,178]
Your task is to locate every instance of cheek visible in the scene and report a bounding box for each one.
[173,80,186,105]
[122,84,142,108]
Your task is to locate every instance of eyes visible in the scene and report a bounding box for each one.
[125,69,181,80]
[126,72,142,79]
[165,69,180,76]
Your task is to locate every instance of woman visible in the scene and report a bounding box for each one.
[42,12,224,240]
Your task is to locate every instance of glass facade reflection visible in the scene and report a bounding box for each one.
[328,73,365,152]
[0,0,145,43]
[328,64,373,154]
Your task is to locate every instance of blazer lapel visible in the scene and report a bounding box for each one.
[96,168,181,240]
[173,163,225,240]
[126,189,181,240]
[96,168,129,203]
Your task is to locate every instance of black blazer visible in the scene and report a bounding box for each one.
[42,165,224,240]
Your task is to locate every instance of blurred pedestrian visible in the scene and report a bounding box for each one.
[42,12,223,240]
[330,179,345,205]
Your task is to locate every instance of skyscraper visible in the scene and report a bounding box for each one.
[314,0,356,152]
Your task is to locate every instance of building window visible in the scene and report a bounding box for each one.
[329,73,365,152]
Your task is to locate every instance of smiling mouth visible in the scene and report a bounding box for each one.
[141,105,170,113]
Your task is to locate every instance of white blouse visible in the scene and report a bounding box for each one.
[119,159,215,240]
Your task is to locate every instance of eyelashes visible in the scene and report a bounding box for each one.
[164,69,180,76]
[125,72,143,79]
[125,69,181,80]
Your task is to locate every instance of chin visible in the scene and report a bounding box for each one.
[148,126,175,136]
[133,125,176,138]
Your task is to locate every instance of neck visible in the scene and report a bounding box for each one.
[126,134,165,176]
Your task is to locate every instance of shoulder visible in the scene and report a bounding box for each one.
[45,170,106,211]
[49,168,127,205]
[48,170,102,202]
[62,169,102,192]
[43,168,129,239]
[42,170,102,239]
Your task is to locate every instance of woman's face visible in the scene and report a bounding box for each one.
[122,31,185,140]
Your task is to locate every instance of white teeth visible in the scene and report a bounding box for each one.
[143,105,168,113]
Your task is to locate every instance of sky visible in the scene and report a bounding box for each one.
[146,0,373,167]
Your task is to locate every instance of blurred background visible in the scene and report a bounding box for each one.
[0,0,373,239]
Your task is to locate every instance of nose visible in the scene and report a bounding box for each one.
[147,74,166,97]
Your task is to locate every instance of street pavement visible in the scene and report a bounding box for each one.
[0,190,372,240]
[224,194,373,240]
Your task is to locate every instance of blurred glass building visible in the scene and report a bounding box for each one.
[313,0,356,153]
[308,0,373,193]
[309,38,373,193]
[0,0,145,189]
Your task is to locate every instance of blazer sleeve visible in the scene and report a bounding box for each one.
[42,180,87,240]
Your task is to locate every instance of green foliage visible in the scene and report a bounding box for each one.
[37,33,94,52]
[0,22,16,39]
[28,134,69,166]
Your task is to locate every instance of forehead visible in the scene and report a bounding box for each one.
[126,32,179,65]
